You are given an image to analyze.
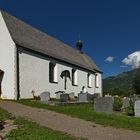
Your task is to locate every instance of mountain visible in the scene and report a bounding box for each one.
[103,68,140,96]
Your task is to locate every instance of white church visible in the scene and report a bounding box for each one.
[0,10,102,100]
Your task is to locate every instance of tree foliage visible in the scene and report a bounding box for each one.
[103,87,125,97]
[113,96,123,111]
[133,74,140,95]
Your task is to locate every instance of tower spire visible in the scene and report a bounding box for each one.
[76,35,83,52]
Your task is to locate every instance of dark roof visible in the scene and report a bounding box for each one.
[1,10,101,73]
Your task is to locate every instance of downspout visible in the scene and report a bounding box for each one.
[16,46,20,100]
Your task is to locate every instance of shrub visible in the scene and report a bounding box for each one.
[125,100,134,116]
[113,96,123,111]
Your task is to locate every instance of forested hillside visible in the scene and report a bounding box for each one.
[103,68,140,96]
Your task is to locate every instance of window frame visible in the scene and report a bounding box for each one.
[95,73,99,88]
[72,69,78,86]
[87,73,92,88]
[49,62,58,83]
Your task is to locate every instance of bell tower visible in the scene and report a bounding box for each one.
[76,39,83,52]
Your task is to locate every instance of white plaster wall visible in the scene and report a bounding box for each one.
[0,12,17,99]
[19,50,102,99]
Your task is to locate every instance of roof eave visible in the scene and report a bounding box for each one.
[16,44,99,74]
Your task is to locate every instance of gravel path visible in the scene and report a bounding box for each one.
[0,101,140,140]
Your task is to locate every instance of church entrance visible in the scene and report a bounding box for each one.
[0,69,4,97]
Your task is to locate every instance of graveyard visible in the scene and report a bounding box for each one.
[1,86,140,140]
[1,89,140,140]
[17,96,140,132]
[1,92,140,139]
[26,90,140,118]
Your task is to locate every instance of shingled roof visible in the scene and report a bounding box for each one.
[1,10,101,73]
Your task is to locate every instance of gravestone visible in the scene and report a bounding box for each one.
[55,91,65,99]
[93,93,100,98]
[40,92,50,102]
[130,96,139,103]
[88,93,100,101]
[122,97,130,109]
[88,94,94,101]
[69,92,75,100]
[78,92,88,102]
[94,97,113,113]
[86,93,94,101]
[105,94,112,97]
[134,100,140,117]
[60,94,69,102]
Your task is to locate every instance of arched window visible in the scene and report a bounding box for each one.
[49,62,58,83]
[95,73,99,88]
[87,73,92,88]
[72,69,77,86]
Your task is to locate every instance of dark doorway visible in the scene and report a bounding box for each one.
[0,69,4,97]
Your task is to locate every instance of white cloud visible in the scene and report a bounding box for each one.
[120,65,128,68]
[105,56,114,63]
[122,51,140,68]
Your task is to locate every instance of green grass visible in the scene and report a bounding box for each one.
[7,117,82,140]
[0,107,14,121]
[0,107,83,140]
[17,99,140,132]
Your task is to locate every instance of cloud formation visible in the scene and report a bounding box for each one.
[105,56,114,63]
[122,51,140,68]
[120,65,128,68]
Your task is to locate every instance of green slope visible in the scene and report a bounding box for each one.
[103,68,140,96]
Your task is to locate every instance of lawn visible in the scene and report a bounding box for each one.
[0,107,14,121]
[0,107,82,140]
[17,99,140,132]
[7,118,83,140]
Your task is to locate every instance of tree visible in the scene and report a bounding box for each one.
[133,74,140,95]
[106,87,125,97]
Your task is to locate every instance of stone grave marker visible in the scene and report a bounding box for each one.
[78,92,88,102]
[40,92,50,102]
[88,93,100,101]
[94,97,113,113]
[134,100,140,117]
[69,92,75,100]
[55,91,65,99]
[130,96,139,103]
[60,94,69,102]
[122,97,130,109]
[93,93,100,98]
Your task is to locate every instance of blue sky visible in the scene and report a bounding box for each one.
[0,0,140,78]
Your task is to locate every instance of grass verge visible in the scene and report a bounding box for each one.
[0,107,83,140]
[0,107,14,121]
[17,99,140,132]
[7,117,82,140]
